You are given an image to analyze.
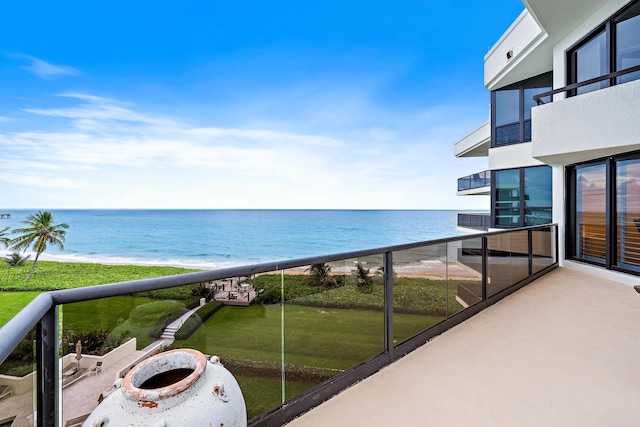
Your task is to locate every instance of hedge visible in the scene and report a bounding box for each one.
[174,301,224,340]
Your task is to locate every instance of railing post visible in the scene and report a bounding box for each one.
[37,306,58,427]
[528,229,533,278]
[384,251,394,362]
[482,236,488,301]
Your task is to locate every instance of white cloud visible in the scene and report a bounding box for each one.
[24,93,178,127]
[10,53,79,79]
[0,93,489,209]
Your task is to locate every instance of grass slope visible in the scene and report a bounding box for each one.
[0,292,41,326]
[0,261,197,291]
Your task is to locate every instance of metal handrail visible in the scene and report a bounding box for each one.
[533,64,640,105]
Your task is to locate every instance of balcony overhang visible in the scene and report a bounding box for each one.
[484,9,551,91]
[532,79,640,166]
[484,0,616,91]
[457,186,490,196]
[524,0,616,38]
[454,121,490,158]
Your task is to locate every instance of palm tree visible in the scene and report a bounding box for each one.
[354,262,373,293]
[10,211,69,281]
[4,252,31,267]
[305,263,337,287]
[0,226,10,248]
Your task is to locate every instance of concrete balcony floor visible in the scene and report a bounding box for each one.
[288,267,640,426]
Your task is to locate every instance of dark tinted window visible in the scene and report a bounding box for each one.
[616,3,640,84]
[576,30,608,94]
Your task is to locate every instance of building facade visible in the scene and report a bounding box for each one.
[455,0,640,278]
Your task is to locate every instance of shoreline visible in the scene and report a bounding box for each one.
[0,250,481,281]
[0,250,248,271]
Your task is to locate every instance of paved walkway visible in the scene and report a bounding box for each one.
[153,304,202,346]
[288,267,640,426]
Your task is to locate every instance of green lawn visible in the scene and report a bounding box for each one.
[0,261,197,292]
[237,376,316,421]
[0,292,41,326]
[175,304,442,370]
[174,303,443,420]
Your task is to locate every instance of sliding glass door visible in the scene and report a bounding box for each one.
[617,159,640,271]
[575,163,607,263]
[570,152,640,275]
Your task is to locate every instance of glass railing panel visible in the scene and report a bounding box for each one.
[487,233,512,297]
[458,172,491,192]
[176,274,283,421]
[457,213,490,231]
[0,327,36,427]
[510,230,530,285]
[458,178,470,191]
[448,239,483,310]
[284,257,385,401]
[60,284,197,425]
[533,226,556,274]
[59,276,281,424]
[393,244,448,345]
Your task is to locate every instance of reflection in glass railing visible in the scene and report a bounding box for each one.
[284,257,385,408]
[0,328,36,427]
[533,226,557,274]
[393,243,450,344]
[448,239,484,309]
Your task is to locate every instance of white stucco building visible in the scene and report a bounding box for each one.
[455,0,640,282]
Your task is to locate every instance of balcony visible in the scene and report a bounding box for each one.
[453,121,490,158]
[532,67,640,165]
[290,266,640,425]
[457,170,490,195]
[457,212,490,232]
[0,225,557,427]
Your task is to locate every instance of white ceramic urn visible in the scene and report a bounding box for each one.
[83,349,247,427]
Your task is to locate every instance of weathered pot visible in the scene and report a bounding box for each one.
[83,349,246,427]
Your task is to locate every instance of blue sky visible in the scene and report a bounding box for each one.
[0,0,523,209]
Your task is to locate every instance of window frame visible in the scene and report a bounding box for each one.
[566,0,640,97]
[491,165,553,229]
[490,72,552,148]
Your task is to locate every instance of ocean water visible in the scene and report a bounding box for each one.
[0,210,470,269]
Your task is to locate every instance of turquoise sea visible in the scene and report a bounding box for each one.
[0,210,470,269]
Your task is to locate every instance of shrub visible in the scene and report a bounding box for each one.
[148,302,189,338]
[174,301,224,340]
[61,329,127,356]
[249,274,332,305]
[3,252,31,267]
[190,283,215,301]
[220,355,342,383]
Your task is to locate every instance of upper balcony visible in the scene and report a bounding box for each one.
[457,212,490,232]
[454,121,490,158]
[532,73,640,165]
[457,170,490,196]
